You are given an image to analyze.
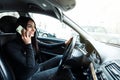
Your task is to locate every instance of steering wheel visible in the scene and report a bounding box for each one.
[58,37,77,69]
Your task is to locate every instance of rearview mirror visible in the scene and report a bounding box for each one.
[47,0,76,11]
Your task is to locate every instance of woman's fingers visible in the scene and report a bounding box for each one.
[21,29,26,37]
[22,29,31,38]
[65,37,73,45]
[27,31,32,38]
[21,29,31,44]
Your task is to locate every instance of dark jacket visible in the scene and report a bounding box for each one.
[5,38,65,80]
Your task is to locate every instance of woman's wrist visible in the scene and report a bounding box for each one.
[25,44,33,50]
[24,41,31,44]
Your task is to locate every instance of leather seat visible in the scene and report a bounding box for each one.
[0,53,15,80]
[0,15,17,47]
[0,34,16,80]
[0,16,17,33]
[0,16,17,80]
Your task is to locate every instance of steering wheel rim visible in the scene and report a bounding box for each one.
[59,37,77,69]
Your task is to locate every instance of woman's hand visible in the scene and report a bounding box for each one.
[65,37,73,46]
[21,29,32,44]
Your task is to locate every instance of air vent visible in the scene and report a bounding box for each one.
[105,63,120,80]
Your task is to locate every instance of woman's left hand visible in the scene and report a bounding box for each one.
[65,37,73,46]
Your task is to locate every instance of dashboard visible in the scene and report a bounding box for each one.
[96,59,120,80]
[75,41,120,80]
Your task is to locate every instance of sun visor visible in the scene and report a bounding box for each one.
[46,0,76,11]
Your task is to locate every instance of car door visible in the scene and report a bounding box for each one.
[37,37,66,56]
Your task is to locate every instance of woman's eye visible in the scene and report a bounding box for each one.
[27,25,32,28]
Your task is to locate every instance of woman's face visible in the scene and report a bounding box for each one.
[26,20,36,37]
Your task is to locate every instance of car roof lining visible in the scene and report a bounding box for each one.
[0,0,53,11]
[0,0,58,18]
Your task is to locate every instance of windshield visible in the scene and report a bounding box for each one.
[64,0,120,46]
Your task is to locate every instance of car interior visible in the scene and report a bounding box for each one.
[0,0,77,80]
[0,16,66,79]
[1,0,120,80]
[0,15,91,80]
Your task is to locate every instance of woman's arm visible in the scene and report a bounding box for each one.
[25,44,36,68]
[38,37,73,48]
[38,41,66,49]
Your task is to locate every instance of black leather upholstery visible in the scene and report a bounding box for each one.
[0,16,17,33]
[0,16,17,80]
[0,54,15,80]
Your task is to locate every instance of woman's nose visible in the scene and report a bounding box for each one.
[32,27,36,31]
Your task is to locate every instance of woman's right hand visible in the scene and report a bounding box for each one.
[21,29,32,44]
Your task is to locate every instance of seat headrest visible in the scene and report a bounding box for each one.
[0,16,17,33]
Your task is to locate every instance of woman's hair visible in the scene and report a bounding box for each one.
[16,16,39,53]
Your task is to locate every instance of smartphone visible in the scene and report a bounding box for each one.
[16,25,24,35]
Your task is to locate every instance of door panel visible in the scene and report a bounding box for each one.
[37,37,66,55]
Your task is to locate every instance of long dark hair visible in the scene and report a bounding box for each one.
[16,16,39,54]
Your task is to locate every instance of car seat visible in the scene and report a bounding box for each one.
[0,16,17,80]
[0,34,16,80]
[0,16,17,33]
[0,53,15,80]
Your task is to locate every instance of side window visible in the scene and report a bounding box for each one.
[29,13,78,40]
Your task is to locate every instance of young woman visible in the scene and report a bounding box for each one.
[5,16,73,80]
